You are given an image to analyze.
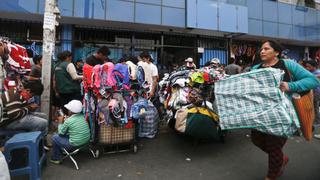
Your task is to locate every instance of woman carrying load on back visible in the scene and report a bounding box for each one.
[251,40,319,180]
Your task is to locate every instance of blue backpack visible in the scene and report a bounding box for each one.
[136,66,145,85]
[112,70,124,90]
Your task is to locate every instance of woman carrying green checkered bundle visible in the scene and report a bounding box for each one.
[251,40,319,180]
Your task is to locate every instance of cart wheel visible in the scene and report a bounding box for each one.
[133,145,138,153]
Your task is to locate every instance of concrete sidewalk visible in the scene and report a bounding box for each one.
[42,128,320,180]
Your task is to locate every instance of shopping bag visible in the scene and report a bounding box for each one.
[292,90,315,141]
[174,108,188,133]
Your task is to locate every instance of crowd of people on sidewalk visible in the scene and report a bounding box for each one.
[1,38,320,180]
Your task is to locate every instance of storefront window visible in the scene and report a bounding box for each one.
[0,0,38,13]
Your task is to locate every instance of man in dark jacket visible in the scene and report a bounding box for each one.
[85,46,110,66]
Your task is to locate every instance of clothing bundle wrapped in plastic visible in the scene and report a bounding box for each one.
[214,68,300,137]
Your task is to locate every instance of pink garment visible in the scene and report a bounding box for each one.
[101,62,116,87]
[93,65,102,89]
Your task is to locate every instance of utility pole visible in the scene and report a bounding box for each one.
[41,0,60,120]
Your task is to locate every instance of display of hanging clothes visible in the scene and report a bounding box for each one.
[6,42,31,75]
[84,91,98,143]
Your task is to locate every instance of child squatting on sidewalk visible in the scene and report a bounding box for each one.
[50,100,90,164]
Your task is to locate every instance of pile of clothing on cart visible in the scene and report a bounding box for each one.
[158,58,228,140]
[82,60,159,143]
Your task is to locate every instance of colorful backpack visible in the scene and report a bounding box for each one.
[114,63,130,85]
[113,70,124,90]
[136,66,145,85]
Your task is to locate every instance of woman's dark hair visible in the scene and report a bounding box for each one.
[262,40,283,58]
[305,60,318,67]
[57,51,72,61]
[23,80,44,96]
[33,55,42,65]
[252,49,262,66]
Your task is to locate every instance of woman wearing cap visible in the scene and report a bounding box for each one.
[251,40,319,180]
[50,100,90,164]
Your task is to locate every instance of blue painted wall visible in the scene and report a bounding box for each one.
[247,0,320,41]
[186,0,248,33]
[61,25,73,52]
[200,49,227,67]
[0,0,319,41]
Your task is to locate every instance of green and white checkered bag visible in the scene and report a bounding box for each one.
[215,68,300,137]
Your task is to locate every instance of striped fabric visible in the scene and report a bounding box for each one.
[138,103,159,138]
[0,90,29,128]
[215,68,300,137]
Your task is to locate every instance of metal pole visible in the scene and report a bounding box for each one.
[41,0,59,120]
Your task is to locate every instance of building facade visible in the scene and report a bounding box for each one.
[0,0,319,66]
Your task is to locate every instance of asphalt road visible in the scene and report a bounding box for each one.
[42,128,320,180]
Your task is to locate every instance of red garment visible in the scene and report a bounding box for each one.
[203,72,210,82]
[251,130,287,179]
[7,43,31,74]
[83,63,94,92]
[124,120,133,129]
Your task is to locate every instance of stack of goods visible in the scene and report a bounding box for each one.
[214,68,300,137]
[158,65,227,140]
[82,61,159,147]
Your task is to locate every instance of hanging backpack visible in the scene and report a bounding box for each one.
[112,70,125,90]
[114,63,130,85]
[100,62,116,89]
[136,66,145,85]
